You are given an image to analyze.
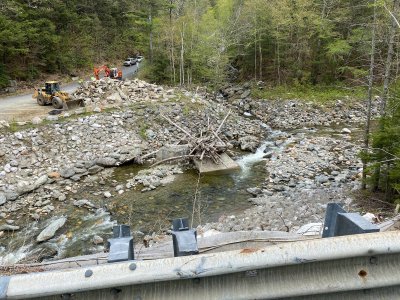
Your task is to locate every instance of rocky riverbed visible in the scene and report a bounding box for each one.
[0,78,383,265]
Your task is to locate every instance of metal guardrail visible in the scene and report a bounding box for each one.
[1,231,400,299]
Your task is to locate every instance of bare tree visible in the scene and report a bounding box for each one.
[362,0,377,190]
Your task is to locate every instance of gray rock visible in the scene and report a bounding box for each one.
[241,90,251,99]
[0,193,6,206]
[238,136,260,152]
[88,165,104,174]
[145,129,156,139]
[93,235,104,245]
[34,175,48,188]
[46,115,59,121]
[246,187,262,196]
[16,175,48,195]
[104,191,112,198]
[60,167,76,178]
[315,175,329,184]
[36,217,67,242]
[73,199,97,208]
[331,171,339,176]
[96,157,117,167]
[341,128,352,134]
[4,190,19,201]
[263,151,273,159]
[31,117,42,125]
[0,224,20,231]
[115,185,124,191]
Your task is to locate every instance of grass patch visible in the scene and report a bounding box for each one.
[138,123,149,140]
[251,84,366,105]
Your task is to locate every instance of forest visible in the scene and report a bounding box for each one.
[1,0,400,203]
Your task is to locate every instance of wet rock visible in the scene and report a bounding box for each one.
[238,135,260,152]
[263,151,273,159]
[36,216,67,242]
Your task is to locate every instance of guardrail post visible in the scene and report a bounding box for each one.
[171,218,199,257]
[322,203,380,238]
[107,225,134,263]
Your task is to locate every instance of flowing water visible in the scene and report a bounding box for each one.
[1,122,362,264]
[1,133,278,264]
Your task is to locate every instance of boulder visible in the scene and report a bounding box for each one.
[36,216,67,242]
[96,157,117,167]
[0,193,6,206]
[156,144,190,161]
[238,135,260,152]
[60,167,76,178]
[4,190,19,201]
[93,235,104,245]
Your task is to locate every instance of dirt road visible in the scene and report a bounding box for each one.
[0,65,138,122]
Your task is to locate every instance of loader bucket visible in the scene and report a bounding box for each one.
[62,98,84,111]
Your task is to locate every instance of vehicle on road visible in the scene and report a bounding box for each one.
[124,58,137,66]
[32,81,79,109]
[129,57,137,65]
[94,65,122,80]
[137,56,144,62]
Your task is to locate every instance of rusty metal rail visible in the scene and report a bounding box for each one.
[2,231,400,299]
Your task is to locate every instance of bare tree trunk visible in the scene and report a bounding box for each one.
[171,38,176,83]
[169,0,176,84]
[276,26,281,85]
[373,0,399,191]
[149,14,153,63]
[382,0,400,115]
[180,24,185,86]
[259,31,262,80]
[254,30,257,81]
[362,0,377,190]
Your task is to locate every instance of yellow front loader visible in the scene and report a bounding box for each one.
[32,81,81,109]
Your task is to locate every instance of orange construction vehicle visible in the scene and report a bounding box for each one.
[94,65,122,80]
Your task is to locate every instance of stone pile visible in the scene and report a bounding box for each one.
[72,78,175,110]
[218,84,382,129]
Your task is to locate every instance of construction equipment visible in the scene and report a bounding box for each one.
[32,81,78,109]
[94,65,122,80]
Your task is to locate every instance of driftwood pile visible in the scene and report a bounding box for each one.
[152,111,232,167]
